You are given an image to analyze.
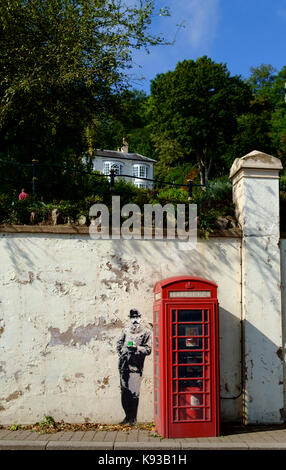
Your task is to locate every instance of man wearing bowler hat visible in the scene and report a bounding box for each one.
[117,309,152,425]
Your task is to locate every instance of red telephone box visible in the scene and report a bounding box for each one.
[153,276,220,438]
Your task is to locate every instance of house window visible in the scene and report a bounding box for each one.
[134,182,147,189]
[133,164,148,179]
[103,161,122,176]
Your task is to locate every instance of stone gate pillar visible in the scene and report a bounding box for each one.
[230,150,284,424]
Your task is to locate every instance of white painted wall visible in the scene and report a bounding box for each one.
[0,234,242,424]
[281,238,286,422]
[230,151,284,424]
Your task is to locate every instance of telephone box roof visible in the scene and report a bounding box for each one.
[153,276,218,292]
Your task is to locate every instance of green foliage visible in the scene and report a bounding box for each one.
[195,177,235,237]
[0,0,165,195]
[247,64,277,100]
[151,187,189,205]
[148,57,252,184]
[280,175,286,192]
[9,423,21,431]
[161,164,195,185]
[38,416,56,427]
[203,177,233,203]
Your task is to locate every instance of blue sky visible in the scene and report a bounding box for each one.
[129,0,286,93]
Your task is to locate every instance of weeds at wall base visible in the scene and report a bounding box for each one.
[1,418,157,434]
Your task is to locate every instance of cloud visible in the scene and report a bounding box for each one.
[182,0,220,50]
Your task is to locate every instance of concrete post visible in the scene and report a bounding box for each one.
[230,150,284,424]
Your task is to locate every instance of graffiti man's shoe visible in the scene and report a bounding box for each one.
[119,418,129,425]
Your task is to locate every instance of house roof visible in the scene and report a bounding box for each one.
[94,149,157,164]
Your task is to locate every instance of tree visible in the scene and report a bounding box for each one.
[0,0,166,197]
[148,57,252,184]
[84,89,153,156]
[240,64,286,166]
[270,66,286,165]
[247,64,277,99]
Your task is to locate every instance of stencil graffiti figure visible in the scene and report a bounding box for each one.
[116,309,152,425]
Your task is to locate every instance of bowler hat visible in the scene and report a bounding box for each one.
[129,309,141,318]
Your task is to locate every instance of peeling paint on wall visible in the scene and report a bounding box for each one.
[0,319,4,337]
[97,376,110,389]
[48,317,124,347]
[0,234,243,424]
[6,390,23,402]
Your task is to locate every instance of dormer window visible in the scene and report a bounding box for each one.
[103,161,122,176]
[133,164,148,179]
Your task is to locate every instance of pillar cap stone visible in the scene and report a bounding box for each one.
[229,150,283,180]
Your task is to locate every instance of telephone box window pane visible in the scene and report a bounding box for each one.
[178,352,203,364]
[155,311,159,322]
[172,324,177,336]
[204,324,209,336]
[173,352,177,364]
[155,325,159,337]
[178,380,203,391]
[179,408,203,421]
[172,338,177,350]
[173,366,177,378]
[178,310,202,322]
[178,324,202,337]
[155,337,159,348]
[155,404,158,416]
[204,310,208,321]
[178,338,202,350]
[173,395,177,406]
[173,381,177,392]
[178,366,203,378]
[172,310,176,322]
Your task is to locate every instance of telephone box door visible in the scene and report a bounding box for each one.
[167,304,219,438]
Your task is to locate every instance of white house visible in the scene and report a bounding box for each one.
[92,144,156,189]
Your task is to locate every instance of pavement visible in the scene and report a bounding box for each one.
[1,423,286,450]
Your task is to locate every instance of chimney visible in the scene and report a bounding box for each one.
[121,137,128,153]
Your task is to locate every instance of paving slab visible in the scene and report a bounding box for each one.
[70,431,86,441]
[92,431,106,441]
[24,432,43,441]
[82,430,96,440]
[247,442,286,450]
[181,441,249,450]
[104,431,118,442]
[0,440,47,450]
[138,430,151,442]
[46,440,113,450]
[0,430,14,439]
[114,440,181,450]
[47,432,68,441]
[2,430,27,440]
[126,430,139,442]
[115,432,128,442]
[58,431,74,441]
